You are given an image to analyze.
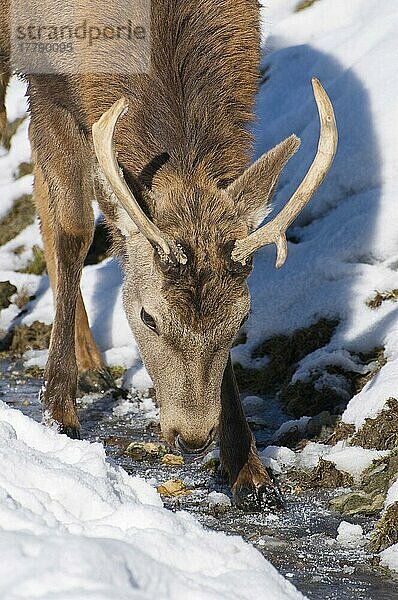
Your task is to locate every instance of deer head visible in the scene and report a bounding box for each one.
[92,78,337,453]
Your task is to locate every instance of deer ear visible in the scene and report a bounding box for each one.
[227,135,301,231]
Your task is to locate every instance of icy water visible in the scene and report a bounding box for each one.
[1,359,397,600]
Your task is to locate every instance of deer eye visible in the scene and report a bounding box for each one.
[140,308,159,334]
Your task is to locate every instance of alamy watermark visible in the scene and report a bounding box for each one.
[10,1,151,75]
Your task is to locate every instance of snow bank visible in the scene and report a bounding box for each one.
[236,0,398,430]
[261,441,387,483]
[0,401,305,600]
[380,544,398,573]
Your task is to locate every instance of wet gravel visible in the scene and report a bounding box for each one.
[1,359,397,600]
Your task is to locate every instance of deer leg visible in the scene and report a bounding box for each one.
[34,164,112,393]
[30,107,98,436]
[42,226,92,437]
[219,355,281,506]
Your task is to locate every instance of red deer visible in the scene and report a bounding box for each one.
[0,0,337,500]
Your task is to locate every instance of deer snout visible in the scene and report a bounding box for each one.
[175,428,216,455]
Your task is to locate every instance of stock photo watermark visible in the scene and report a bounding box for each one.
[10,0,151,74]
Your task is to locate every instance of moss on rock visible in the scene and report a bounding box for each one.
[330,451,398,517]
[330,490,385,516]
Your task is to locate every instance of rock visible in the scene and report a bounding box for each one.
[157,479,191,497]
[330,490,384,516]
[161,454,184,466]
[0,281,17,309]
[125,441,168,461]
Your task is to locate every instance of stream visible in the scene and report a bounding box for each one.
[1,358,397,600]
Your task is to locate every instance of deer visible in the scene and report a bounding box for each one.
[0,0,337,502]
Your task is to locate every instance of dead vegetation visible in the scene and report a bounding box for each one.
[0,194,36,246]
[14,161,33,179]
[0,116,26,151]
[0,281,16,309]
[18,245,46,275]
[295,0,320,12]
[294,458,354,490]
[14,286,32,309]
[235,318,386,420]
[3,321,52,355]
[234,318,339,416]
[371,503,398,553]
[351,399,398,450]
[367,289,398,309]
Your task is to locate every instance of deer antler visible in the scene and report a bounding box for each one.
[231,78,338,268]
[92,97,187,266]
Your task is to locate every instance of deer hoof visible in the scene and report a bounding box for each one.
[231,442,285,511]
[60,425,81,440]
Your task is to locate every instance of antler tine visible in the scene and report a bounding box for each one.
[231,78,338,269]
[92,97,187,266]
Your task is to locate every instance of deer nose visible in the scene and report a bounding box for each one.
[175,432,214,455]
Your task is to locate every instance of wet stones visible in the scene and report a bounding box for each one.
[125,441,169,461]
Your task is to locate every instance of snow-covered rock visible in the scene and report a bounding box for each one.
[336,521,366,548]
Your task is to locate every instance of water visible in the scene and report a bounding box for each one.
[1,359,397,600]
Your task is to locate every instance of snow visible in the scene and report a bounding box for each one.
[207,492,232,508]
[261,441,387,483]
[380,544,398,573]
[385,479,398,509]
[336,522,365,548]
[0,401,305,600]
